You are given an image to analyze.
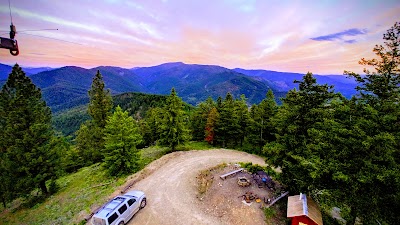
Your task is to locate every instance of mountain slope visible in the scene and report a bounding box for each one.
[234,68,357,98]
[53,92,175,136]
[2,62,359,114]
[0,63,55,80]
[131,62,278,105]
[30,66,142,112]
[0,63,13,80]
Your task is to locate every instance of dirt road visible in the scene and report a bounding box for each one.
[127,149,266,225]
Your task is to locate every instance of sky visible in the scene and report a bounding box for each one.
[0,0,399,74]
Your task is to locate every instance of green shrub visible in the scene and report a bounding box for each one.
[48,179,59,195]
[263,207,276,219]
[238,162,279,179]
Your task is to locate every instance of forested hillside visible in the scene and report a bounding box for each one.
[131,62,283,105]
[29,66,141,112]
[0,61,356,113]
[52,92,172,136]
[234,68,358,98]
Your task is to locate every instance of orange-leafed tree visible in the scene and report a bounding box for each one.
[205,107,219,145]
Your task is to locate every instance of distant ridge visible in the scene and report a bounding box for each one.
[131,62,278,105]
[0,63,55,80]
[233,68,357,98]
[0,62,358,113]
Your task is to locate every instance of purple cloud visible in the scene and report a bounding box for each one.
[311,28,367,42]
[344,39,357,44]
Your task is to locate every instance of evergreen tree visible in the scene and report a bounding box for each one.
[258,89,278,143]
[76,70,112,164]
[338,21,400,224]
[247,89,278,152]
[103,106,142,176]
[216,96,223,110]
[205,107,219,145]
[0,64,59,198]
[159,88,190,151]
[215,93,236,147]
[234,94,249,147]
[345,21,400,103]
[141,107,164,146]
[264,72,335,192]
[190,97,216,141]
[246,104,264,153]
[305,98,399,224]
[75,121,102,165]
[88,70,113,128]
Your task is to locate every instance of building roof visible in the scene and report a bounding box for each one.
[287,194,323,225]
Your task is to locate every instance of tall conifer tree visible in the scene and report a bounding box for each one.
[76,70,112,164]
[0,64,58,198]
[205,107,219,145]
[159,88,190,151]
[88,70,113,128]
[103,106,142,176]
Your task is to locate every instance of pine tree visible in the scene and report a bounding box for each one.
[338,21,400,224]
[246,104,263,153]
[75,121,102,165]
[141,107,164,146]
[247,90,278,152]
[88,70,113,128]
[258,89,278,143]
[159,88,190,151]
[216,93,235,147]
[205,107,219,145]
[264,72,335,193]
[103,106,142,176]
[345,21,400,103]
[0,64,59,198]
[76,70,112,164]
[234,94,249,147]
[190,97,216,141]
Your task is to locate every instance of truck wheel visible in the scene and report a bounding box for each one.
[140,198,147,209]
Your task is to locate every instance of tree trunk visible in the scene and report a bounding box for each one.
[172,143,176,152]
[39,180,48,196]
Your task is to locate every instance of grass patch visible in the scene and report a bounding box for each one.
[0,145,173,225]
[263,207,277,219]
[0,164,128,225]
[176,141,214,151]
[0,143,215,225]
[139,145,170,166]
[263,197,290,225]
[196,163,227,195]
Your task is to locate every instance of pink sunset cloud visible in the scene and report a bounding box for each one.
[0,0,399,74]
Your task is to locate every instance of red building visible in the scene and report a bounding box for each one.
[287,194,323,225]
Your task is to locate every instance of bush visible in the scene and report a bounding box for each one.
[21,194,46,209]
[238,162,279,179]
[48,179,59,195]
[263,207,277,219]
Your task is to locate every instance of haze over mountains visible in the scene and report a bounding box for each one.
[0,62,358,112]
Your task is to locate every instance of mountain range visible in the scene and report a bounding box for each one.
[0,62,358,113]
